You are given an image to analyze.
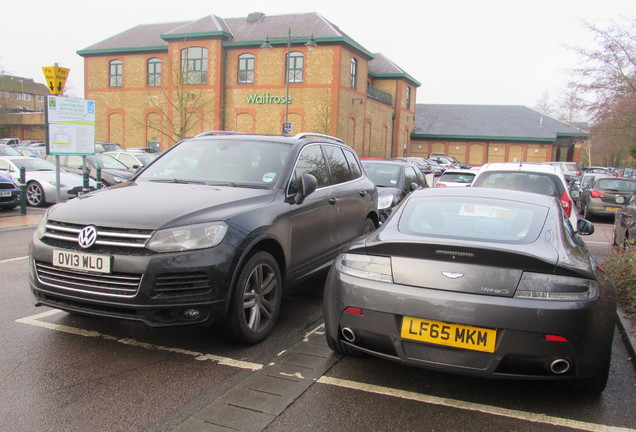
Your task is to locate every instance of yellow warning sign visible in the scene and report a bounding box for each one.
[42,66,70,95]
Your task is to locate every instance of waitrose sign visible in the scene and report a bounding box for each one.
[246,93,291,104]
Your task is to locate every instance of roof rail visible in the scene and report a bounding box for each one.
[195,130,247,137]
[292,132,344,143]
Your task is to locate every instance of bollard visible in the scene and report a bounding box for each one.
[83,169,90,194]
[19,166,27,214]
[96,167,102,189]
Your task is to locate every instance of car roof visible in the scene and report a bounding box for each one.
[479,162,562,175]
[362,159,414,166]
[440,169,476,175]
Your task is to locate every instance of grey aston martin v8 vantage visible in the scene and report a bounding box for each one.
[323,187,616,392]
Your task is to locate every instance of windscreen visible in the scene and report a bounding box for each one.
[398,196,549,244]
[138,139,291,187]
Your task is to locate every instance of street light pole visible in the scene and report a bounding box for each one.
[285,28,291,131]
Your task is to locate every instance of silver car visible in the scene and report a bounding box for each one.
[0,156,95,206]
[324,187,615,393]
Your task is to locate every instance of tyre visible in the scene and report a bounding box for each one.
[360,217,377,236]
[225,251,282,345]
[570,362,610,393]
[326,333,364,357]
[26,182,45,207]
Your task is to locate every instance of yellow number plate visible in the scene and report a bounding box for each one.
[401,316,497,353]
[606,207,621,212]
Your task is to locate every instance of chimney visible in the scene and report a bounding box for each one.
[247,12,265,22]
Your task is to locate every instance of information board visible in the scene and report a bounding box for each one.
[46,96,96,155]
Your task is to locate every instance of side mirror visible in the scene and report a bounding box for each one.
[576,218,594,236]
[410,182,419,192]
[294,173,318,205]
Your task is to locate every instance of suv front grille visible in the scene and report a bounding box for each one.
[43,220,153,249]
[35,261,142,297]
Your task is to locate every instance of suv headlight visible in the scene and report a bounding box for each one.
[514,272,599,300]
[148,222,228,252]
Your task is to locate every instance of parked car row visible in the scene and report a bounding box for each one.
[23,133,616,393]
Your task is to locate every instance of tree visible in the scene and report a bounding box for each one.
[569,17,636,167]
[138,54,216,146]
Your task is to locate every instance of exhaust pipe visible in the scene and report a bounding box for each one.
[549,358,571,374]
[341,327,357,343]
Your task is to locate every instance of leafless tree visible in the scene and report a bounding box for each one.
[569,16,636,167]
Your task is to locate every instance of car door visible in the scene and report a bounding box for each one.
[287,144,339,276]
[322,144,375,246]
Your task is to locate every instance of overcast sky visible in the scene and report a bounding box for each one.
[1,0,634,110]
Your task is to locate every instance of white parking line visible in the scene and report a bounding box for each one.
[0,256,28,264]
[15,310,262,371]
[317,376,636,432]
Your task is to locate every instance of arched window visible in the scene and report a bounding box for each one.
[350,58,357,89]
[109,60,123,88]
[147,58,161,87]
[238,53,255,84]
[287,52,304,83]
[181,47,208,84]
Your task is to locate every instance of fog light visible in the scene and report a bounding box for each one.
[182,309,200,320]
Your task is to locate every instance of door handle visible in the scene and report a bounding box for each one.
[329,197,338,205]
[359,191,367,197]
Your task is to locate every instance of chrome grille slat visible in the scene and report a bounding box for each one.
[43,221,154,249]
[35,261,142,298]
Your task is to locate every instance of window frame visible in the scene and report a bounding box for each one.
[350,58,358,89]
[109,60,123,88]
[287,51,304,84]
[237,53,255,84]
[146,58,162,87]
[181,47,208,85]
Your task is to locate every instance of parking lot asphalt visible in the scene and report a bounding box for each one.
[2,205,634,371]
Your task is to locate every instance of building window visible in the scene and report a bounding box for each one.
[36,95,45,102]
[287,52,304,83]
[238,53,255,84]
[350,58,357,89]
[406,86,411,109]
[147,58,161,87]
[109,60,123,87]
[22,93,31,101]
[181,47,208,85]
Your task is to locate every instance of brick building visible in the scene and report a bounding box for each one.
[0,74,49,141]
[78,12,420,156]
[410,104,589,166]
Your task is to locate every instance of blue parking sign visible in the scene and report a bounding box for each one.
[283,122,292,134]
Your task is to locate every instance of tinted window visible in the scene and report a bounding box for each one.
[474,171,562,198]
[289,145,329,194]
[343,149,362,179]
[596,179,636,192]
[399,196,547,244]
[323,145,354,184]
[404,166,421,188]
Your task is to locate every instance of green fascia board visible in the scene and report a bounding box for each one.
[557,132,591,138]
[77,45,167,56]
[410,133,557,143]
[161,30,232,41]
[369,72,421,87]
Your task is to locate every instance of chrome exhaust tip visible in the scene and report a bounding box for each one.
[549,358,571,374]
[341,327,357,343]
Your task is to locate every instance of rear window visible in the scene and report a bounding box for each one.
[398,196,547,244]
[439,172,475,184]
[596,179,636,192]
[473,171,563,198]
